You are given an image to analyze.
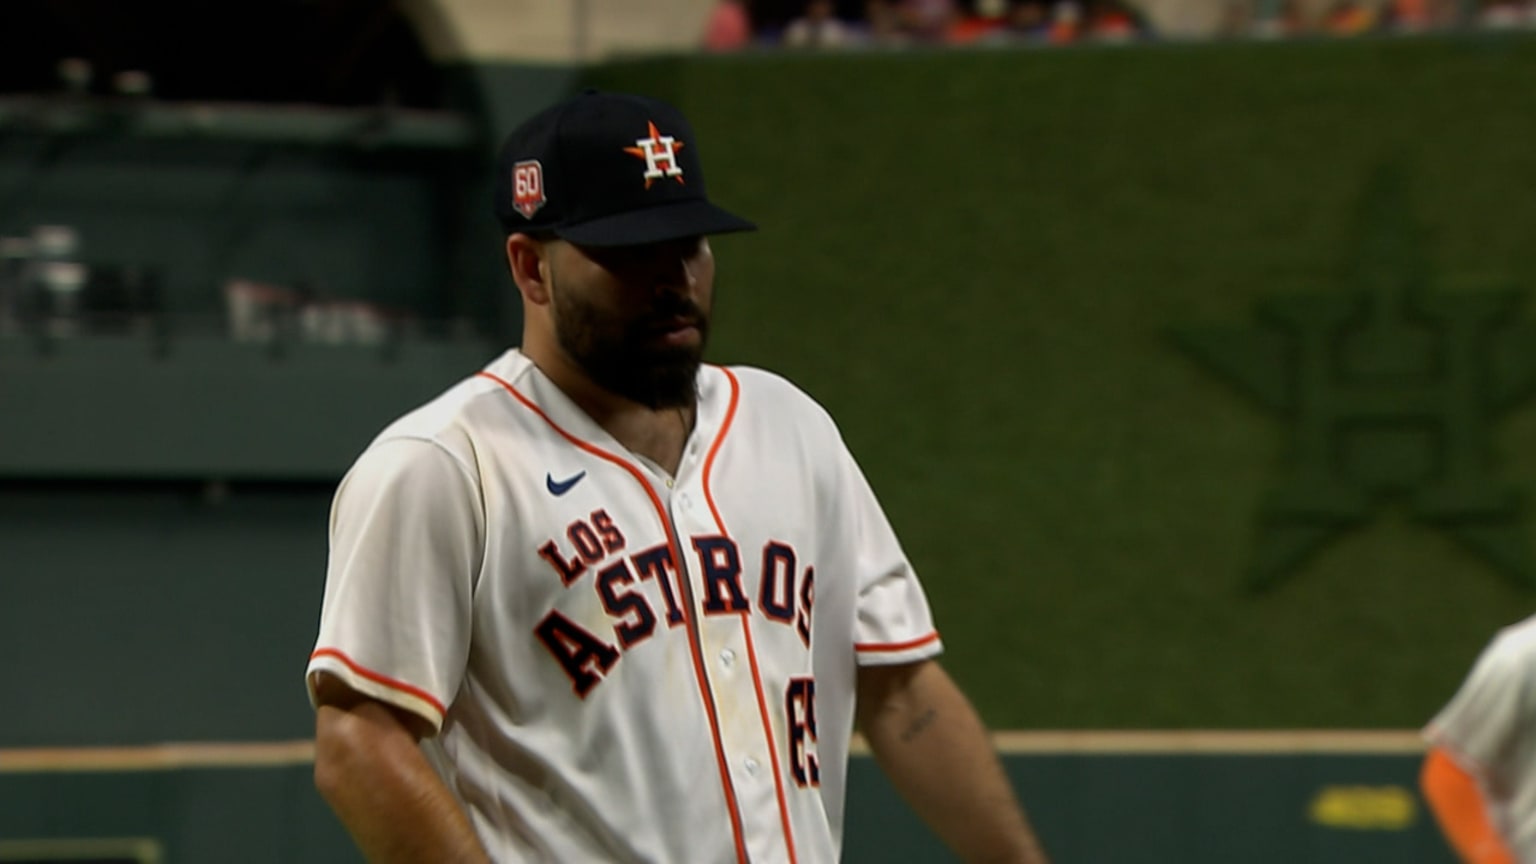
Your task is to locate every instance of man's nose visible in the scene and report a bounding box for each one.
[653,252,698,294]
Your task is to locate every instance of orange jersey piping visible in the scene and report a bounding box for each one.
[702,367,801,864]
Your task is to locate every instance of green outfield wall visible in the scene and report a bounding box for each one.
[572,35,1536,730]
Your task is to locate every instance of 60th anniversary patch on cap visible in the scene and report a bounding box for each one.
[493,89,757,246]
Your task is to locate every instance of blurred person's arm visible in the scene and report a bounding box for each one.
[313,673,491,864]
[857,659,1050,864]
[1420,745,1515,864]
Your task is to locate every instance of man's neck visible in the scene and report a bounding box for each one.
[526,343,696,476]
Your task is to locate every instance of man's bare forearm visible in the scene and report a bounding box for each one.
[858,661,1050,864]
[315,700,491,864]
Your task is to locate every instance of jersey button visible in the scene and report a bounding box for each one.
[720,648,735,668]
[679,493,692,509]
[744,757,760,776]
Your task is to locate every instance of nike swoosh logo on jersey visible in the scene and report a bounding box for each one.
[546,471,586,496]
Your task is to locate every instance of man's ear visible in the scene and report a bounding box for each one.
[506,234,552,306]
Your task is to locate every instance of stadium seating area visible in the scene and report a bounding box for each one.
[708,0,1536,50]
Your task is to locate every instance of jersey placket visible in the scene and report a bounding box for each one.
[665,439,793,864]
[474,366,798,862]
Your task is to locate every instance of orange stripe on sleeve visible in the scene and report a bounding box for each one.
[1421,745,1516,864]
[309,648,447,718]
[855,632,941,653]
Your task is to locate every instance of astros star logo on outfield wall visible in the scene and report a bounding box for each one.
[1171,164,1536,592]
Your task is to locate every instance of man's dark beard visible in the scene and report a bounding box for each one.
[552,286,707,410]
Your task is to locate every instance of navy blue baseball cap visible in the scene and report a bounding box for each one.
[493,89,757,246]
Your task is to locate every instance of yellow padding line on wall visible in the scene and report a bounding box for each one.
[0,837,163,863]
[0,740,317,772]
[0,730,1427,773]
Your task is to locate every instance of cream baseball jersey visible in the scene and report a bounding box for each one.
[1423,612,1536,862]
[305,348,943,863]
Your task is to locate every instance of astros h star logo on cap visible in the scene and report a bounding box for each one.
[623,121,686,189]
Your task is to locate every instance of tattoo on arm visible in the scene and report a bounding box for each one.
[900,707,939,743]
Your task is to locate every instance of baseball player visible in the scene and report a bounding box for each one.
[305,89,1049,864]
[1421,611,1536,864]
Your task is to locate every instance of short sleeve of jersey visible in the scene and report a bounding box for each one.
[1424,631,1534,788]
[839,444,944,666]
[305,436,485,733]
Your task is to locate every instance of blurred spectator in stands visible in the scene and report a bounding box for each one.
[785,0,855,46]
[1380,0,1462,30]
[948,0,1010,43]
[1477,0,1536,28]
[861,0,914,44]
[1387,0,1432,29]
[1252,0,1306,36]
[1324,0,1380,33]
[704,0,754,51]
[1085,0,1147,41]
[1047,0,1084,42]
[970,0,1053,44]
[1006,0,1057,41]
[896,0,960,42]
[1218,0,1257,35]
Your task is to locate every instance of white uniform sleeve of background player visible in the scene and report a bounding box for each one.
[1423,630,1532,789]
[840,444,944,667]
[305,436,485,733]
